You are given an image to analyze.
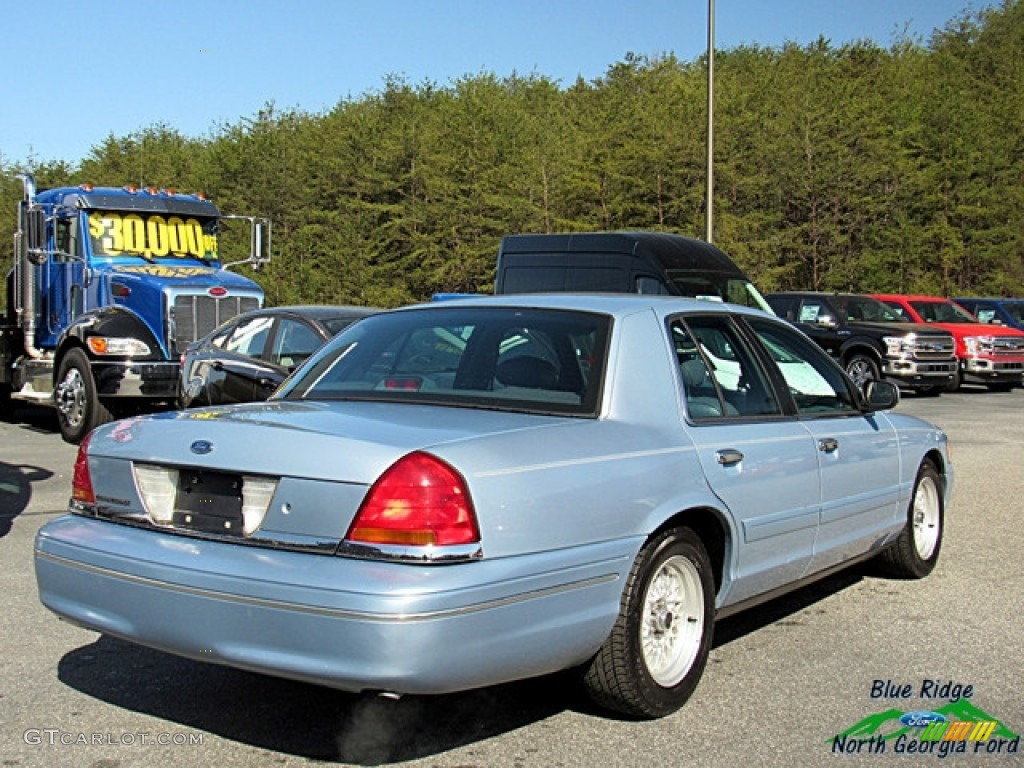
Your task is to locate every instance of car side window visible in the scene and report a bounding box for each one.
[973,307,997,324]
[210,327,232,348]
[746,318,858,415]
[635,276,670,295]
[798,300,834,325]
[671,316,781,420]
[880,301,909,321]
[224,316,273,359]
[270,319,323,369]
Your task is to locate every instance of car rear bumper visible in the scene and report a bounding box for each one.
[34,515,629,695]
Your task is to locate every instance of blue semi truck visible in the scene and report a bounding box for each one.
[1,174,270,442]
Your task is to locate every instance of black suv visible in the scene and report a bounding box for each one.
[766,292,957,394]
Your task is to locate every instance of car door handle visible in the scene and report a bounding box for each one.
[818,437,839,453]
[715,448,744,466]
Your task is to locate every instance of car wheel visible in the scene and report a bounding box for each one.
[986,382,1014,393]
[879,460,943,579]
[844,353,880,389]
[582,527,714,718]
[55,348,112,444]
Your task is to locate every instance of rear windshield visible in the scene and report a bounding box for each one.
[279,307,610,416]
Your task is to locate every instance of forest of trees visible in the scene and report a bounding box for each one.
[2,1,1022,309]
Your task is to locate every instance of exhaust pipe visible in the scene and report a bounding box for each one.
[20,172,36,202]
[16,173,44,359]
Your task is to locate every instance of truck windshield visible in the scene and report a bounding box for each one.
[87,210,218,261]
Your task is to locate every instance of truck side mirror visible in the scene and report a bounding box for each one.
[251,218,271,266]
[25,207,48,265]
[815,314,838,330]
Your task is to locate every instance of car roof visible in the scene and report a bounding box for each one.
[237,304,378,320]
[954,296,1024,303]
[769,291,878,299]
[499,231,745,275]
[871,294,950,302]
[406,292,774,321]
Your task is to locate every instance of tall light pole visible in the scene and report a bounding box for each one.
[705,0,715,244]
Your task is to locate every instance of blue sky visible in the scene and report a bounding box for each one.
[0,0,994,167]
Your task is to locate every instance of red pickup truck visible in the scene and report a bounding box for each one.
[872,294,1024,391]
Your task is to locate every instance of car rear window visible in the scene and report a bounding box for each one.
[281,307,610,416]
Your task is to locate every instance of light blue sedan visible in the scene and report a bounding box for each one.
[34,294,952,718]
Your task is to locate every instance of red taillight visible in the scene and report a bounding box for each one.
[347,452,479,547]
[71,432,95,504]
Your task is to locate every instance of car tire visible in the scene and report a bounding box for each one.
[844,353,881,389]
[55,348,113,444]
[985,382,1014,393]
[582,527,714,718]
[915,386,944,397]
[879,460,943,579]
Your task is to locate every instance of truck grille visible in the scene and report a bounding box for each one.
[984,336,1024,356]
[910,335,955,361]
[171,294,261,353]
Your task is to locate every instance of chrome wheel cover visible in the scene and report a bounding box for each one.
[55,367,86,428]
[641,554,704,687]
[912,474,941,560]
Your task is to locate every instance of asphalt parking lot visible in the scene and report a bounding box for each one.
[1,389,1022,767]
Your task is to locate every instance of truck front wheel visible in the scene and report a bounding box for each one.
[55,348,112,443]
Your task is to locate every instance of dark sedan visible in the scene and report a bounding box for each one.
[179,305,377,407]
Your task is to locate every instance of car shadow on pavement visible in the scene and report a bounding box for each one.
[57,634,578,764]
[0,461,54,538]
[712,565,867,647]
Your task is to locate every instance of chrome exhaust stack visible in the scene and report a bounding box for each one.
[15,173,44,359]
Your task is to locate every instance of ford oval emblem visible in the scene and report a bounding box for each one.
[190,440,214,455]
[899,711,946,728]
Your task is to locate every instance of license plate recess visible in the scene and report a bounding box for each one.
[173,470,244,535]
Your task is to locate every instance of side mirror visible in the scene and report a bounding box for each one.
[251,218,271,266]
[24,206,48,265]
[815,314,838,330]
[862,379,900,411]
